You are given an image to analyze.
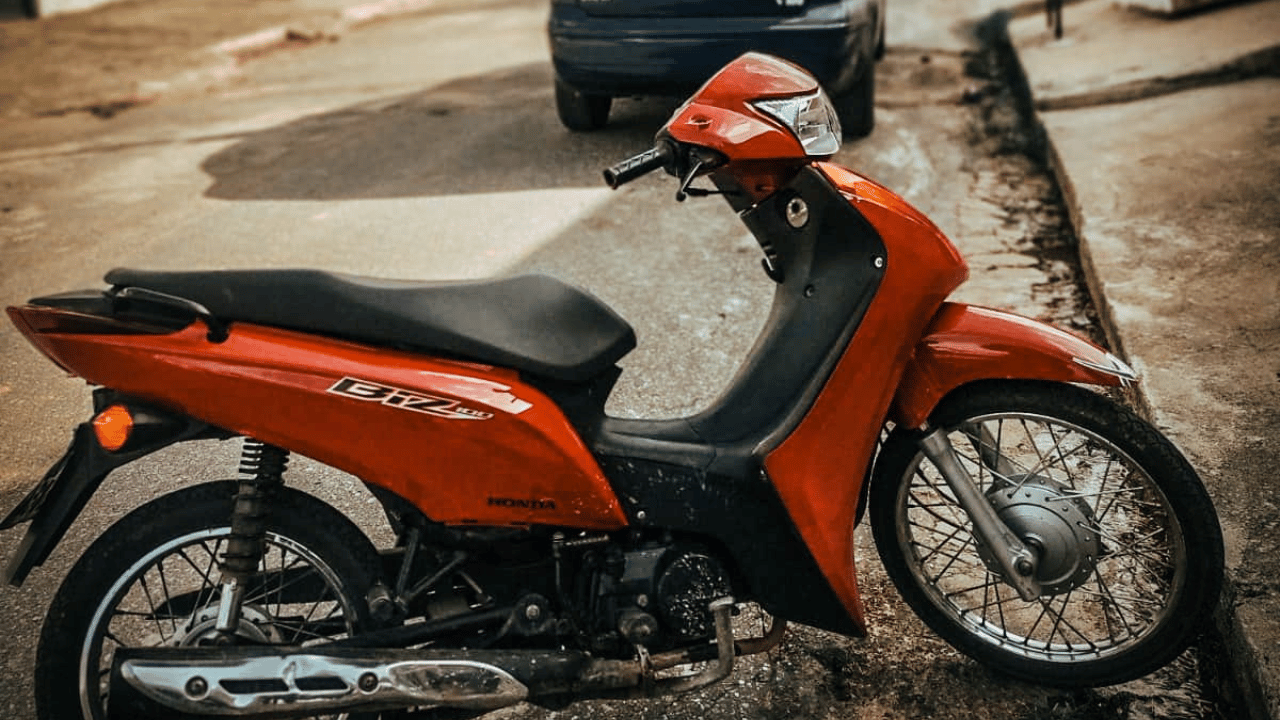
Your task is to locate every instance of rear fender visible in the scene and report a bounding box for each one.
[890,303,1136,428]
[1,389,223,585]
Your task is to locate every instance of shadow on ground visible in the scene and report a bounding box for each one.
[201,61,683,200]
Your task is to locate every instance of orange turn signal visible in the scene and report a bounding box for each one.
[93,405,134,451]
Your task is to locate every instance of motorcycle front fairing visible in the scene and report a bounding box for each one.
[756,162,970,632]
[655,55,972,634]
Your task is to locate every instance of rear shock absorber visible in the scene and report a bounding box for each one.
[214,439,290,636]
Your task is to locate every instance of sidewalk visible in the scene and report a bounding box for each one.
[1005,1,1280,718]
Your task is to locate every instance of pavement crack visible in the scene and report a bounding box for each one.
[35,96,152,120]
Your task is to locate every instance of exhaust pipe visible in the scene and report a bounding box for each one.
[107,598,760,719]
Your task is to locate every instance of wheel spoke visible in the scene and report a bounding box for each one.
[155,558,178,636]
[1036,592,1100,650]
[906,491,969,534]
[1091,569,1139,640]
[241,556,313,607]
[175,545,221,616]
[915,526,974,583]
[135,574,170,643]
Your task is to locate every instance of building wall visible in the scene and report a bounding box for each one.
[30,0,121,17]
[1118,0,1234,16]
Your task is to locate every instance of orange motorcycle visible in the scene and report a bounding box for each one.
[3,53,1223,719]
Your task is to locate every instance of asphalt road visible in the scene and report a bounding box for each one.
[0,0,1224,717]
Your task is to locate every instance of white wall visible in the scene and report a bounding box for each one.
[1117,0,1232,16]
[32,0,121,17]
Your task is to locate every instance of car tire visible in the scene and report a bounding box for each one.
[834,59,875,139]
[875,6,887,60]
[555,77,612,132]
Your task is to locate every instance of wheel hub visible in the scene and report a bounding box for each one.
[177,604,283,646]
[978,475,1101,595]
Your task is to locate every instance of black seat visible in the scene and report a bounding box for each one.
[104,268,636,384]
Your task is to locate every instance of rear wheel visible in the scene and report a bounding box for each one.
[34,481,380,719]
[870,380,1223,687]
[555,76,611,132]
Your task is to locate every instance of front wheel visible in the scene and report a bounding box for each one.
[870,380,1223,687]
[34,481,381,720]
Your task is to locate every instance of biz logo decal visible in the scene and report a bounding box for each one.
[328,377,494,420]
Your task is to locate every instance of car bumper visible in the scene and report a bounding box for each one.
[549,4,873,97]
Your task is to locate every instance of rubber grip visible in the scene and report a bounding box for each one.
[603,144,672,188]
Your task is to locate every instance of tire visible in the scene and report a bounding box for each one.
[834,59,875,139]
[870,380,1224,687]
[874,4,887,60]
[34,481,381,720]
[554,77,611,132]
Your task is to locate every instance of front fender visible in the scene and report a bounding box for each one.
[890,303,1136,428]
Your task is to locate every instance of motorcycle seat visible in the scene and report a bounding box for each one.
[103,268,636,384]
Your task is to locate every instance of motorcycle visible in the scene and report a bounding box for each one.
[2,52,1223,720]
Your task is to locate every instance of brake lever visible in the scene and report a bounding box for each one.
[673,150,734,202]
[674,159,705,203]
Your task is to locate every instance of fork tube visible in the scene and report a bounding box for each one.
[917,427,1042,601]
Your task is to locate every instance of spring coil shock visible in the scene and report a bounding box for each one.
[214,439,290,634]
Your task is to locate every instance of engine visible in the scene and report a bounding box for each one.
[374,502,737,658]
[575,539,735,654]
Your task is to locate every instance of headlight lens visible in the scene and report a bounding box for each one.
[753,89,842,156]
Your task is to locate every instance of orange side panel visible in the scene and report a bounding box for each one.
[13,312,628,530]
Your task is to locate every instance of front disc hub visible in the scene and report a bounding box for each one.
[978,475,1101,595]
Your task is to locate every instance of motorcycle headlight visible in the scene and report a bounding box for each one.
[753,88,842,156]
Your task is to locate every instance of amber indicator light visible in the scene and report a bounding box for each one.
[92,405,134,451]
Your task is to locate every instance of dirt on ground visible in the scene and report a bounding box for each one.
[0,0,343,118]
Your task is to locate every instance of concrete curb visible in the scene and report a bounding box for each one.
[338,0,439,27]
[1033,43,1280,111]
[988,11,1273,720]
[118,0,442,108]
[207,0,439,59]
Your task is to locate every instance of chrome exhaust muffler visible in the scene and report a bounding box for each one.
[107,597,772,719]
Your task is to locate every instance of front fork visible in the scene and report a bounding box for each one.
[916,426,1043,602]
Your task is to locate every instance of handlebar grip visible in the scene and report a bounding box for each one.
[603,143,674,189]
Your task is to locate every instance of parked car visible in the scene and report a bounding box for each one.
[547,0,886,137]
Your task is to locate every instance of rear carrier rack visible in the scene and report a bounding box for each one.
[23,286,228,341]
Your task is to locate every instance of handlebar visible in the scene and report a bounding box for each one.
[602,142,675,189]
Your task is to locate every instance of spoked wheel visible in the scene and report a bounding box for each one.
[870,380,1223,687]
[34,481,381,720]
